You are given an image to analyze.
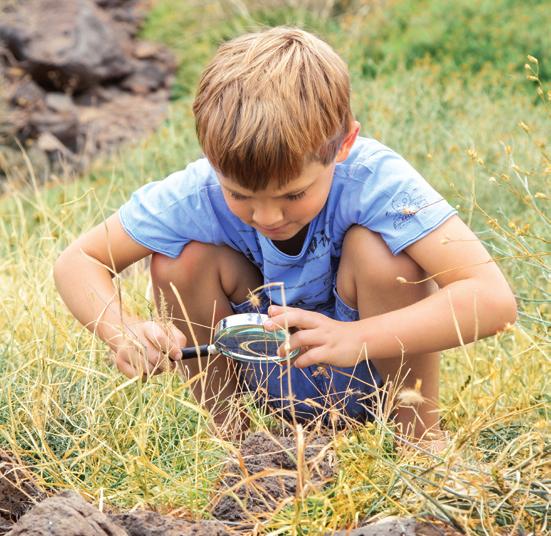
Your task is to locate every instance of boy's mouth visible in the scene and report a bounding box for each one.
[256,223,290,237]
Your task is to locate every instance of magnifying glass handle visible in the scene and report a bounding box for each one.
[178,344,216,360]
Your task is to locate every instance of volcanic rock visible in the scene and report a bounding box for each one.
[110,510,230,536]
[0,0,135,92]
[0,0,176,180]
[332,516,463,536]
[5,491,127,536]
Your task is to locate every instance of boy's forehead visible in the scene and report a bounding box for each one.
[216,161,331,194]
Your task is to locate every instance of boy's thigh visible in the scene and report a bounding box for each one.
[336,225,434,315]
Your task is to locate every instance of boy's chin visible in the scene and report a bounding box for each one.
[257,228,292,240]
[260,224,308,242]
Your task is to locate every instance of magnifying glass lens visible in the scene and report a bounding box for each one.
[179,313,300,363]
[216,325,298,362]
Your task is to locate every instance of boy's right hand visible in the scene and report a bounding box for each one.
[111,320,187,379]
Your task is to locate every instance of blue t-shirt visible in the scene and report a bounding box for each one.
[119,137,456,311]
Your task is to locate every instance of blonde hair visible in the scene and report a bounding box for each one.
[192,26,353,190]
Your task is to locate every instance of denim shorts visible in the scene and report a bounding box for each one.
[231,287,383,425]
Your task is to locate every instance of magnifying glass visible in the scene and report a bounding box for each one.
[177,313,300,364]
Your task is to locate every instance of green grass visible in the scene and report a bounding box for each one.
[0,0,549,534]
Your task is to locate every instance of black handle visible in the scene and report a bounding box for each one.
[179,344,211,360]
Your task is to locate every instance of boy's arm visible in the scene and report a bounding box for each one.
[267,215,517,367]
[54,212,186,377]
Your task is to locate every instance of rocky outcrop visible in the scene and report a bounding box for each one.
[5,491,127,536]
[0,0,176,180]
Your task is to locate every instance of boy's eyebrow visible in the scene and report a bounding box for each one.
[274,183,312,197]
[222,178,317,198]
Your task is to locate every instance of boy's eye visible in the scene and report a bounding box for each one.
[229,191,248,200]
[286,191,306,201]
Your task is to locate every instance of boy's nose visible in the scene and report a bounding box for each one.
[252,206,284,228]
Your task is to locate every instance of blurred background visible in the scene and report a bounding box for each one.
[1,0,549,182]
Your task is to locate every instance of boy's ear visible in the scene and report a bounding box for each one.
[335,121,360,163]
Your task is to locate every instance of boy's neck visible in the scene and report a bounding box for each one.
[272,224,309,256]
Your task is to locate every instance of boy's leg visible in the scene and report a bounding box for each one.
[336,225,440,440]
[150,242,263,423]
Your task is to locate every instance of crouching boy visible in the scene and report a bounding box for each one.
[54,27,517,442]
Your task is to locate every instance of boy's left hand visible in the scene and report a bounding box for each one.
[264,304,366,368]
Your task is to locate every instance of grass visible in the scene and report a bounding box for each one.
[0,0,549,534]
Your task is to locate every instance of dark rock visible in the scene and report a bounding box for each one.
[333,518,417,536]
[132,41,162,60]
[0,0,135,92]
[0,0,174,179]
[28,109,79,152]
[0,518,13,536]
[121,41,176,95]
[9,78,45,110]
[76,91,168,156]
[5,491,127,536]
[0,144,51,183]
[332,517,463,536]
[95,0,147,37]
[73,85,121,106]
[110,510,230,536]
[95,0,134,6]
[0,450,45,530]
[45,93,77,114]
[120,60,172,95]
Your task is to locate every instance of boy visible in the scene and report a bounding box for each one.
[54,27,517,441]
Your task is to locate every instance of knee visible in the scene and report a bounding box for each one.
[150,241,213,288]
[337,225,430,308]
[151,242,262,304]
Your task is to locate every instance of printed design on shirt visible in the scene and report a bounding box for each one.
[278,272,331,291]
[293,291,332,310]
[386,190,428,230]
[307,229,331,255]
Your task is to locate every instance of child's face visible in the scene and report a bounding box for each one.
[217,160,336,241]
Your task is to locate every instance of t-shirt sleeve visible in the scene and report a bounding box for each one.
[118,163,218,259]
[344,150,457,255]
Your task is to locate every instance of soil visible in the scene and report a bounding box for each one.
[4,491,231,536]
[0,450,45,532]
[0,439,462,535]
[210,431,334,524]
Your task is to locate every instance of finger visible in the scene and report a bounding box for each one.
[144,346,171,375]
[276,330,321,358]
[268,304,298,316]
[113,351,148,380]
[142,322,181,367]
[287,329,324,353]
[121,344,157,377]
[143,322,171,351]
[293,347,329,369]
[265,307,321,331]
[166,325,187,361]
